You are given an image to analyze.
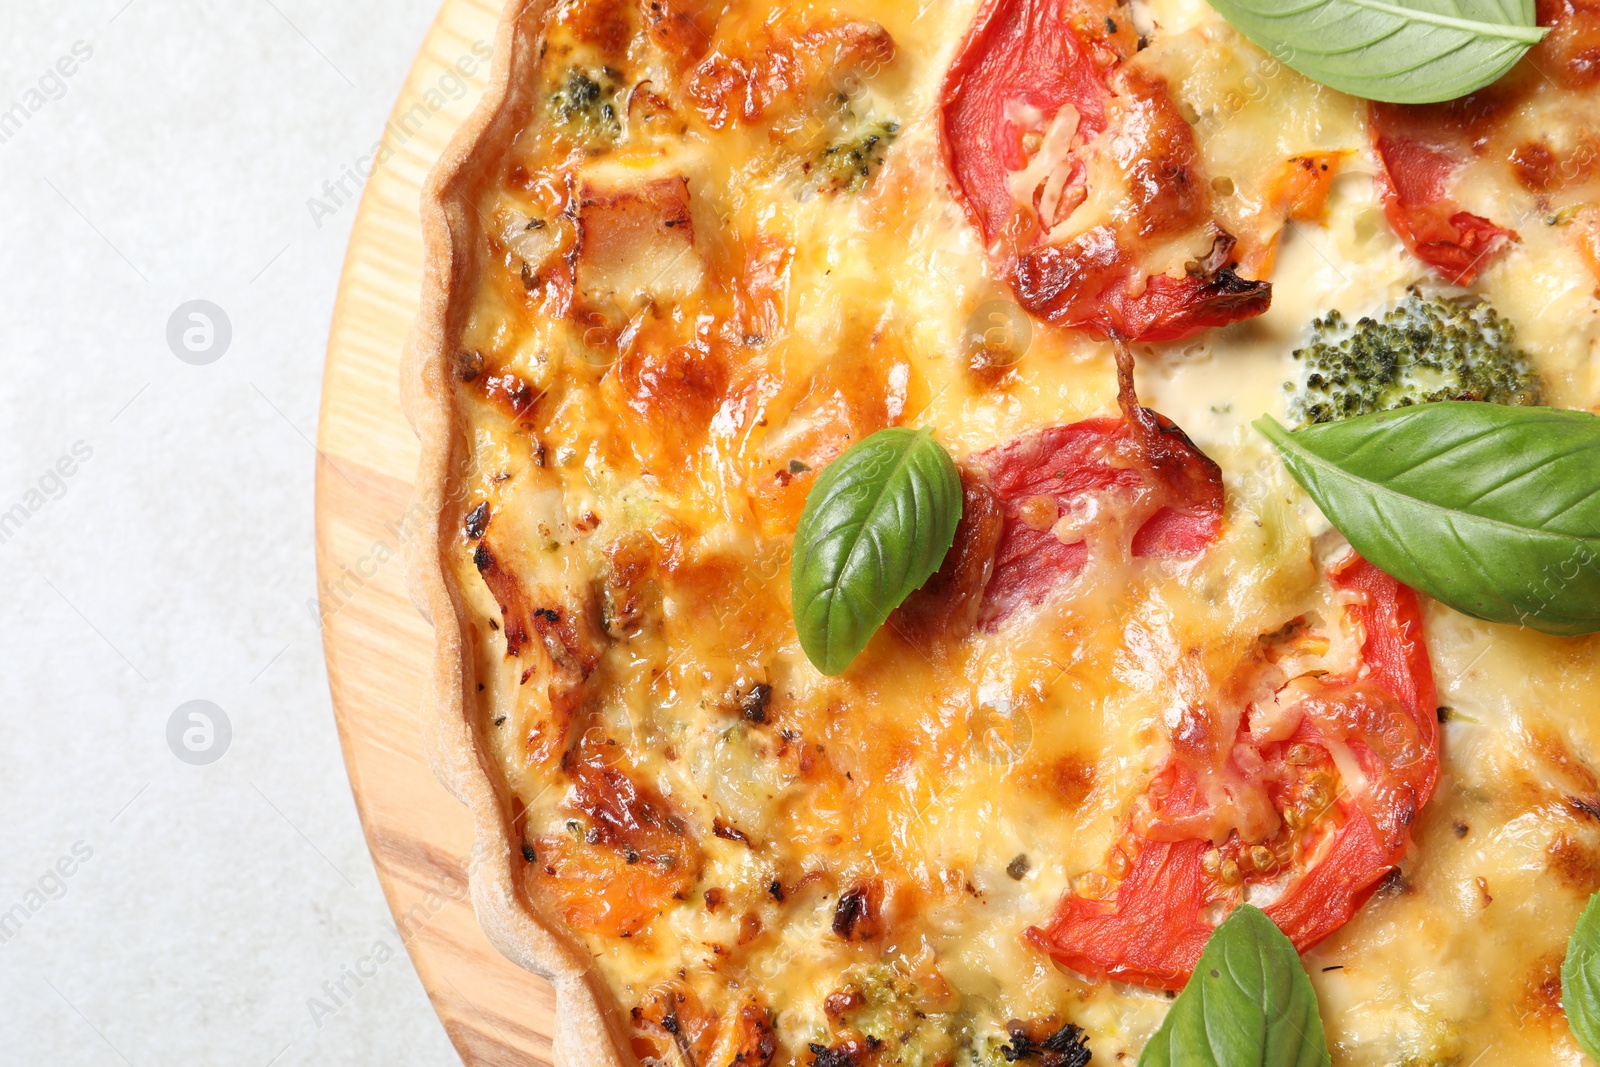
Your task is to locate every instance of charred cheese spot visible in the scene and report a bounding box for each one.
[600,531,663,639]
[570,0,634,53]
[632,981,719,1065]
[1026,753,1099,810]
[602,340,730,480]
[1548,829,1600,894]
[642,0,722,73]
[1536,0,1600,89]
[710,997,778,1067]
[748,339,910,537]
[685,13,895,130]
[527,741,701,938]
[1519,951,1568,1026]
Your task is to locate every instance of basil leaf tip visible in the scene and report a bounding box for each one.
[1139,904,1331,1067]
[1204,0,1548,105]
[1256,403,1600,637]
[790,427,963,676]
[1565,889,1600,1058]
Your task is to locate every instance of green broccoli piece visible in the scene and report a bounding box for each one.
[550,67,621,144]
[810,117,900,195]
[1287,292,1544,427]
[811,964,969,1066]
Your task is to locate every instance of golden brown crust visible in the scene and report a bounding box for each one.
[401,2,636,1063]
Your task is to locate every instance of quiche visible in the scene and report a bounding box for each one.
[402,0,1600,1063]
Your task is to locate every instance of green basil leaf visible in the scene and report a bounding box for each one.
[791,427,962,676]
[1204,0,1547,105]
[1256,403,1600,636]
[1564,889,1600,1058]
[1139,905,1330,1067]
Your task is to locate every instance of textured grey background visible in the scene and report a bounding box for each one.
[1,2,460,1063]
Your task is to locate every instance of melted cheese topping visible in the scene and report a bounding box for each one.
[445,0,1600,1062]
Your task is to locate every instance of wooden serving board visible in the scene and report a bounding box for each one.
[314,2,558,1063]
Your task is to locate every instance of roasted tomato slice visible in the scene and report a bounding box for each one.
[1369,100,1517,284]
[1367,0,1600,282]
[939,0,1270,340]
[891,468,1006,649]
[971,362,1224,628]
[1028,554,1438,989]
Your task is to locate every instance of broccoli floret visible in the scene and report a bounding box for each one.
[1287,292,1543,427]
[809,117,900,195]
[550,67,621,144]
[811,964,969,1066]
[813,965,1091,1067]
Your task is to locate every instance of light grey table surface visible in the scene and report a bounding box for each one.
[2,2,464,1063]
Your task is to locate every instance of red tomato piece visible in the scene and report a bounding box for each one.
[1027,554,1438,989]
[939,0,1271,341]
[1370,100,1518,284]
[891,469,1006,649]
[1013,233,1275,342]
[1368,0,1600,280]
[971,403,1223,629]
[939,0,1113,248]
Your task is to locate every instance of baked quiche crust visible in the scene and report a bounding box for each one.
[404,4,638,1063]
[402,0,1600,1064]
